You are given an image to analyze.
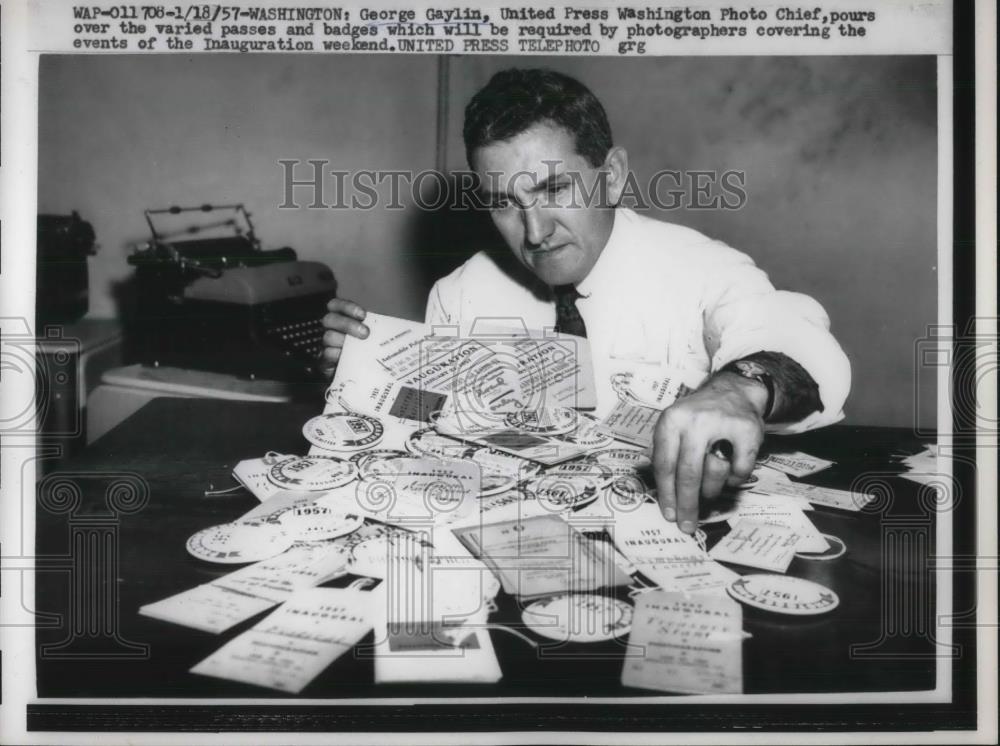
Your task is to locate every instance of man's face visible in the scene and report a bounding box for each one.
[471,123,616,287]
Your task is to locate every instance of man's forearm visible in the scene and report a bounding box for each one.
[719,351,824,424]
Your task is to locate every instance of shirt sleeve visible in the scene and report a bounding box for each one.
[698,243,852,434]
[425,276,456,330]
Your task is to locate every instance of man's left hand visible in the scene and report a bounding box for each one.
[652,372,767,534]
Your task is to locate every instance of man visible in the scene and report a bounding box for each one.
[322,68,850,534]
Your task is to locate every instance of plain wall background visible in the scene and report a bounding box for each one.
[38,55,937,428]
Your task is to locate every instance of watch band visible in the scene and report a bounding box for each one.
[721,359,776,421]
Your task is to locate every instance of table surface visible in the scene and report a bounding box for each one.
[35,398,939,699]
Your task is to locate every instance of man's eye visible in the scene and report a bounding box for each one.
[547,182,569,194]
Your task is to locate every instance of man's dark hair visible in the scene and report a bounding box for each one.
[463,68,613,169]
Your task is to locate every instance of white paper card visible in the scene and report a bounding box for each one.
[610,503,739,595]
[727,495,829,554]
[372,617,502,684]
[190,587,374,694]
[708,519,801,573]
[139,584,276,634]
[758,451,835,477]
[622,590,744,694]
[748,471,874,512]
[213,542,350,604]
[453,514,630,598]
[601,399,661,449]
[331,313,596,425]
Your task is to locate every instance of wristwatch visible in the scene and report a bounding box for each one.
[721,359,776,421]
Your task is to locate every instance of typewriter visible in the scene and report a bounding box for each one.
[127,203,336,383]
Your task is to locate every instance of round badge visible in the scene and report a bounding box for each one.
[302,412,384,452]
[185,521,293,564]
[523,464,611,510]
[406,428,475,459]
[605,476,652,513]
[274,503,364,541]
[610,474,655,504]
[266,455,358,491]
[559,414,614,449]
[547,461,615,486]
[592,448,653,476]
[504,407,578,436]
[522,594,633,643]
[726,574,840,616]
[478,471,519,496]
[351,448,411,479]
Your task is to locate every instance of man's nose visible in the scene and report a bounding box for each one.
[522,204,555,247]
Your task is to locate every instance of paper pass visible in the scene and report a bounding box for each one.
[190,587,375,694]
[139,583,276,635]
[453,515,629,598]
[601,399,661,449]
[758,451,835,478]
[622,590,744,695]
[708,519,801,573]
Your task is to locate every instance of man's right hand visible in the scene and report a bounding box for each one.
[320,298,370,378]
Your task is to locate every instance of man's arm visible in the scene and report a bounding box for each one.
[652,351,822,533]
[718,351,824,424]
[652,241,850,532]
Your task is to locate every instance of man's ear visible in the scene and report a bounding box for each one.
[602,146,629,206]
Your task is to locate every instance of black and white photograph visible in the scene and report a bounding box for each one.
[0,0,994,742]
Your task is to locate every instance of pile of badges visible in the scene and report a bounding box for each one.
[144,395,853,696]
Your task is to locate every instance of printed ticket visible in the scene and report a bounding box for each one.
[139,583,277,635]
[726,494,829,554]
[758,450,835,477]
[353,456,481,525]
[331,312,597,425]
[139,542,351,633]
[601,399,661,449]
[622,590,745,695]
[748,476,875,512]
[372,617,502,684]
[453,514,630,598]
[190,587,375,694]
[610,503,738,595]
[708,519,802,573]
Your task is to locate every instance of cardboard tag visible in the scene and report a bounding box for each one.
[453,514,630,598]
[748,468,873,512]
[726,495,829,554]
[140,542,351,633]
[214,542,350,604]
[354,457,481,525]
[372,617,502,684]
[601,399,661,449]
[232,453,294,502]
[190,587,375,694]
[758,451,835,478]
[708,519,801,573]
[622,590,745,694]
[139,584,275,634]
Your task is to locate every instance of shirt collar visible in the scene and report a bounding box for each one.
[575,207,634,299]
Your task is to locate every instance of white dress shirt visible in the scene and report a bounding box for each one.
[425,207,851,434]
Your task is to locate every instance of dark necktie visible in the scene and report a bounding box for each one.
[554,285,588,338]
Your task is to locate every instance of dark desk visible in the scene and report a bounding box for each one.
[35,398,940,699]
